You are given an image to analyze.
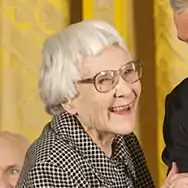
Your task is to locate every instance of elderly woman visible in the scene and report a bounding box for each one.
[16,20,154,187]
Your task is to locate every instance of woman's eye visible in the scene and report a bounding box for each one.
[98,78,113,84]
[124,69,134,75]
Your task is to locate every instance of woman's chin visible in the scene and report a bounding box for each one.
[109,112,136,135]
[117,122,135,135]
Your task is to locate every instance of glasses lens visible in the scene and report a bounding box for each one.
[121,61,142,83]
[95,71,117,92]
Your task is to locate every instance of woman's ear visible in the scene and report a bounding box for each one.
[61,100,77,115]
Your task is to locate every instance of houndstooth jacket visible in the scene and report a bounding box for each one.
[16,112,154,188]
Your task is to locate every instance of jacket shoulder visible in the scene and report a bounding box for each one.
[168,77,188,98]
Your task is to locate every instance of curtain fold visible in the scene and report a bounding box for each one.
[0,0,70,142]
[83,0,135,54]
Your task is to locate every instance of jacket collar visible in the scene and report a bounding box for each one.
[51,112,135,183]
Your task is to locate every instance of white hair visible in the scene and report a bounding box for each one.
[39,20,128,115]
[170,0,188,12]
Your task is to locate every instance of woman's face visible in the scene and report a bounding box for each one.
[69,45,141,137]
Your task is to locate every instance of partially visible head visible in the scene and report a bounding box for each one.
[39,20,142,138]
[170,0,188,42]
[0,132,29,188]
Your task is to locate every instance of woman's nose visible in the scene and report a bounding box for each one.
[114,77,132,98]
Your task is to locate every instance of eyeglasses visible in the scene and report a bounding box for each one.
[78,60,143,93]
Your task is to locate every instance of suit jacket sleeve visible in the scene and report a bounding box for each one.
[162,78,188,172]
[170,107,188,172]
[162,94,176,168]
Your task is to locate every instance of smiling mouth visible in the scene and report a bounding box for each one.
[109,102,134,114]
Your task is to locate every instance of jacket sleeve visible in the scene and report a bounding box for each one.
[162,78,188,173]
[162,94,176,168]
[170,107,188,172]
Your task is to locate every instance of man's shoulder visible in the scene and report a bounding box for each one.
[165,77,188,108]
[168,77,188,97]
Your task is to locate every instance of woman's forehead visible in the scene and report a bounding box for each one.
[80,46,131,77]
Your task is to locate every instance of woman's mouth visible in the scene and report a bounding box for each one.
[108,102,133,115]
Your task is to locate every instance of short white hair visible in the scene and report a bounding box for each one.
[39,20,128,115]
[170,0,188,12]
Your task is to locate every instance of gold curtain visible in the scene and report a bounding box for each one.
[0,0,70,142]
[154,0,188,186]
[83,0,135,55]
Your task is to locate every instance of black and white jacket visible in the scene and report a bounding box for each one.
[16,112,154,188]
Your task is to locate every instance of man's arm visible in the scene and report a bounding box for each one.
[170,107,188,172]
[162,94,176,168]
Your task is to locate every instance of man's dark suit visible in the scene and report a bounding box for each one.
[162,77,188,172]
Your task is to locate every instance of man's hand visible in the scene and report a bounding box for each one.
[161,162,178,187]
[161,162,188,188]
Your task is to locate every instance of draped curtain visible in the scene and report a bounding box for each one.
[0,0,70,141]
[1,0,188,186]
